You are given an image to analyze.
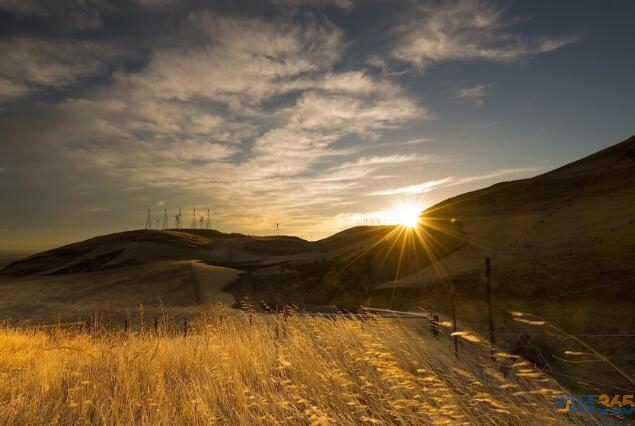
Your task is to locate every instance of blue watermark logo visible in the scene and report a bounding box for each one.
[554,394,635,425]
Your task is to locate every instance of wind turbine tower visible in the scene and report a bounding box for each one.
[145,209,152,230]
[174,208,182,229]
[162,208,168,229]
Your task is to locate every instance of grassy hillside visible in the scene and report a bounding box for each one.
[369,134,635,393]
[0,230,319,324]
[0,223,463,320]
[0,312,584,425]
[0,260,241,324]
[1,134,634,396]
[0,230,315,277]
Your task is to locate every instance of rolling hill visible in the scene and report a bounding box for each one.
[1,133,634,392]
[368,133,635,393]
[0,230,322,323]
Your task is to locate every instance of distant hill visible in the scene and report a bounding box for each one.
[0,229,324,323]
[0,229,316,277]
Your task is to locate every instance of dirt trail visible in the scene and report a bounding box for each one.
[187,261,241,307]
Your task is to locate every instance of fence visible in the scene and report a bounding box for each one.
[6,259,635,396]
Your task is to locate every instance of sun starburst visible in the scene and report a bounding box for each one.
[386,202,423,228]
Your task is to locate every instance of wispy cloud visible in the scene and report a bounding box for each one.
[392,0,575,69]
[0,10,425,237]
[136,0,179,10]
[0,38,118,101]
[369,178,452,196]
[454,83,492,107]
[368,166,543,196]
[0,0,107,31]
[447,167,543,186]
[366,137,435,150]
[272,0,355,12]
[0,0,583,243]
[333,153,443,170]
[89,207,110,213]
[398,137,435,145]
[122,14,345,107]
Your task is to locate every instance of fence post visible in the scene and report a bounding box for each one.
[431,314,439,337]
[450,285,459,359]
[282,307,288,339]
[486,257,496,360]
[275,306,280,341]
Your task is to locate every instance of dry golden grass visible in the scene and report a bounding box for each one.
[0,312,590,425]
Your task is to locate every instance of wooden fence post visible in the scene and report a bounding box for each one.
[275,306,280,340]
[486,257,496,360]
[450,285,459,359]
[282,308,288,339]
[431,314,439,337]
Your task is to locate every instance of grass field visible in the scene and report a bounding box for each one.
[0,310,591,425]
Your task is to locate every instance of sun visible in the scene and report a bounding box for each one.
[387,202,423,228]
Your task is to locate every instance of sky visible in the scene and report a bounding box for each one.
[0,0,634,252]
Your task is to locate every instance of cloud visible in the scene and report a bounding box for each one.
[447,167,543,186]
[369,166,543,196]
[454,83,492,107]
[120,14,344,108]
[392,0,575,69]
[271,0,355,11]
[136,0,178,9]
[334,153,444,170]
[397,137,435,145]
[285,89,422,135]
[365,137,435,151]
[2,2,562,240]
[0,38,117,101]
[0,10,424,231]
[0,0,42,15]
[0,0,107,31]
[369,178,452,196]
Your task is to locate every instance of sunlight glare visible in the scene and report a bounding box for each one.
[387,202,423,228]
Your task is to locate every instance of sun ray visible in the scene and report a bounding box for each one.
[334,200,498,309]
[385,201,423,228]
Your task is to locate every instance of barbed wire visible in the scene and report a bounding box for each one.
[525,277,635,305]
[497,138,635,258]
[546,370,635,394]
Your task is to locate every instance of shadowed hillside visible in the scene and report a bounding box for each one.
[0,230,320,323]
[370,134,635,393]
[0,222,466,319]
